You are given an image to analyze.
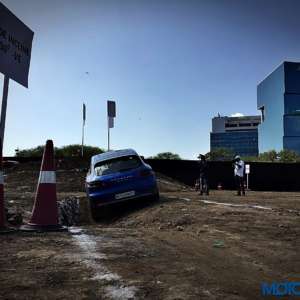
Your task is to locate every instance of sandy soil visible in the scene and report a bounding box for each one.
[1,163,300,299]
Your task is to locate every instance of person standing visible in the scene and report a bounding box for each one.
[198,154,209,195]
[233,155,245,196]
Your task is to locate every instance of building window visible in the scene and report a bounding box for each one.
[239,123,252,127]
[259,106,265,122]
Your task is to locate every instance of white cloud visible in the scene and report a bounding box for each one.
[231,112,244,117]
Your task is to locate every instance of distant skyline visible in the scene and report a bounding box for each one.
[1,0,300,159]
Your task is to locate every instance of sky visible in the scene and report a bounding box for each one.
[1,0,300,159]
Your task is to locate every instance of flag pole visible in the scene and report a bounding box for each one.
[108,117,110,151]
[81,121,84,157]
[81,103,85,157]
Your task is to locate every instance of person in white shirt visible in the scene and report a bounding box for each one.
[233,155,245,196]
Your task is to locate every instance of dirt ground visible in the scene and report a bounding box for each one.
[1,163,300,300]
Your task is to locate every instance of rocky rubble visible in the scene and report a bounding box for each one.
[5,196,81,227]
[5,207,23,225]
[58,197,80,226]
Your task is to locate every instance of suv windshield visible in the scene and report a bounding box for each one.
[94,155,142,176]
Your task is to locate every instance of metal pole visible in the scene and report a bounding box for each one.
[81,121,84,157]
[108,117,110,151]
[246,173,249,190]
[0,75,9,153]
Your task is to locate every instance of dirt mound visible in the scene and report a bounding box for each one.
[3,162,190,226]
[5,161,188,193]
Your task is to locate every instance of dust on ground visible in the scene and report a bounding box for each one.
[1,162,300,299]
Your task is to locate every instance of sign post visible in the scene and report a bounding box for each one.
[0,2,34,151]
[245,164,250,190]
[0,75,9,147]
[81,103,86,157]
[0,2,33,232]
[107,100,116,151]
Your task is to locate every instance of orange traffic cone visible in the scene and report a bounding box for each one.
[0,139,15,234]
[21,140,66,232]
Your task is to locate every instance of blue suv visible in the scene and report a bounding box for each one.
[86,149,159,218]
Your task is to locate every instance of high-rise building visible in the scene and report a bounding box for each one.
[210,115,261,157]
[257,61,300,153]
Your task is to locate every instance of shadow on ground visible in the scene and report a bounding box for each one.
[91,195,172,223]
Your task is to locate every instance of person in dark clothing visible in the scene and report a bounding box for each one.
[198,154,209,195]
[233,155,245,196]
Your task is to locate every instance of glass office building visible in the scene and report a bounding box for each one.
[257,61,300,153]
[210,115,260,157]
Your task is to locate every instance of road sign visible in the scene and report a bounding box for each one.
[107,100,116,118]
[245,164,250,174]
[0,2,34,88]
[107,100,116,151]
[245,164,250,190]
[108,116,114,129]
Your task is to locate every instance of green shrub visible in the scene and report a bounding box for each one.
[15,144,104,158]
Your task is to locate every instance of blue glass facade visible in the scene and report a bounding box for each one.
[210,130,258,157]
[258,62,300,153]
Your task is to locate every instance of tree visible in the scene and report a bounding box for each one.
[205,148,234,161]
[15,144,105,158]
[250,149,300,162]
[55,144,104,158]
[149,152,182,160]
[278,149,300,162]
[16,145,45,157]
[257,150,278,162]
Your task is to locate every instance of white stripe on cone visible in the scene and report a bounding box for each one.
[38,171,56,184]
[0,171,3,185]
